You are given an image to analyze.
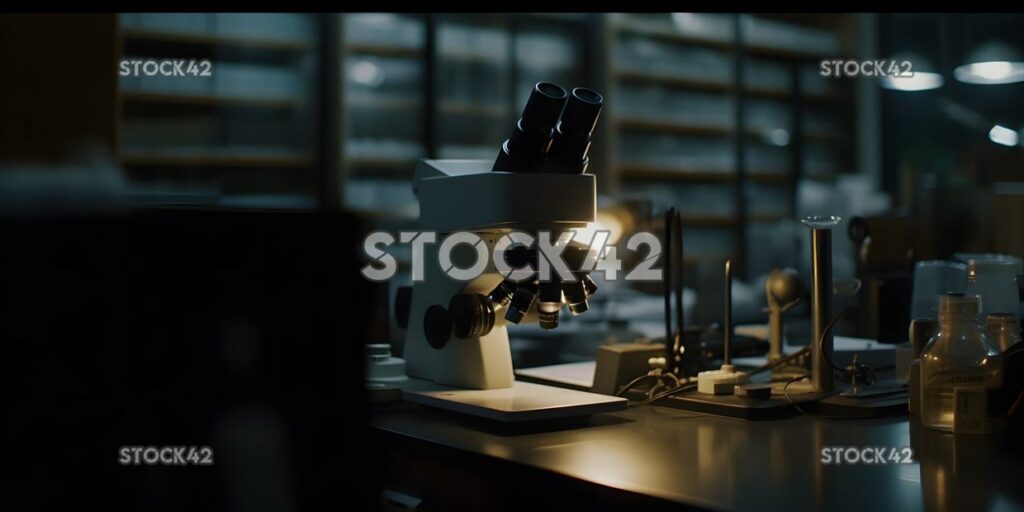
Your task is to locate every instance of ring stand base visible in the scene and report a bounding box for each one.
[628,379,908,420]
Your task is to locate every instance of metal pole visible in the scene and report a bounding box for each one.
[804,216,841,393]
[724,259,733,366]
[664,208,674,369]
[673,210,684,374]
[769,306,784,362]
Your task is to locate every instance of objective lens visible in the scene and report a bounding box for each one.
[562,279,589,316]
[505,281,539,324]
[493,82,567,173]
[544,87,603,174]
[537,282,563,330]
[486,280,516,309]
[580,273,598,297]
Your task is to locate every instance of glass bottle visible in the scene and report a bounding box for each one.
[986,313,1022,352]
[920,293,1003,433]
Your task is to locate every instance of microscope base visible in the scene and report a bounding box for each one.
[401,378,627,422]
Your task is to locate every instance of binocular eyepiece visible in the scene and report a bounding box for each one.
[492,82,603,174]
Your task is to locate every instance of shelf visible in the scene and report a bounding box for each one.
[347,206,419,223]
[683,253,733,265]
[801,91,844,103]
[677,214,737,227]
[803,131,845,143]
[618,116,842,146]
[744,86,791,100]
[617,117,731,137]
[346,94,420,111]
[615,70,842,105]
[522,13,591,25]
[122,91,301,109]
[347,157,420,179]
[121,28,311,51]
[748,213,791,223]
[346,43,423,59]
[742,42,841,62]
[348,156,419,168]
[616,69,731,94]
[121,151,314,168]
[619,118,787,140]
[438,101,506,118]
[747,173,792,184]
[620,164,795,186]
[614,21,733,51]
[618,163,736,182]
[439,51,506,66]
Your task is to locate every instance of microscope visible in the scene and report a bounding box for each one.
[400,83,627,420]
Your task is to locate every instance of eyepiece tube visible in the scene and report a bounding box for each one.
[545,87,603,174]
[493,82,567,173]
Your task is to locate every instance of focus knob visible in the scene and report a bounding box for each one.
[449,293,496,339]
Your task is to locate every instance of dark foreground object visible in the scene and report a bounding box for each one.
[0,208,374,511]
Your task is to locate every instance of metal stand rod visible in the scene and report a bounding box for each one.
[806,219,838,393]
[724,259,732,366]
[673,211,684,374]
[768,309,783,362]
[663,208,675,371]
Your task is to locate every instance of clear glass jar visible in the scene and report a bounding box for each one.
[920,294,1003,433]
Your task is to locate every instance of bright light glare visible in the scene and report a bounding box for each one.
[764,128,790,147]
[671,13,701,31]
[572,212,625,247]
[988,125,1020,147]
[954,61,1024,84]
[350,61,384,87]
[880,72,944,91]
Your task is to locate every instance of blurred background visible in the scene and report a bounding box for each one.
[3,11,1024,370]
[2,12,1024,509]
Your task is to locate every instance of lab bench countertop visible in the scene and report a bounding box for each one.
[371,401,1024,511]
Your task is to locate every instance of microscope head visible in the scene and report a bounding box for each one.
[426,82,604,327]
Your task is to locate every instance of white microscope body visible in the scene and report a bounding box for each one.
[403,159,595,390]
[396,83,626,420]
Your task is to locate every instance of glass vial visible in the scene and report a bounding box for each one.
[920,293,1003,433]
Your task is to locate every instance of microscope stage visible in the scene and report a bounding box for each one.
[401,378,627,422]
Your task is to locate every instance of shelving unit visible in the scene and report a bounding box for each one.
[117,13,323,205]
[606,12,855,288]
[340,13,427,219]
